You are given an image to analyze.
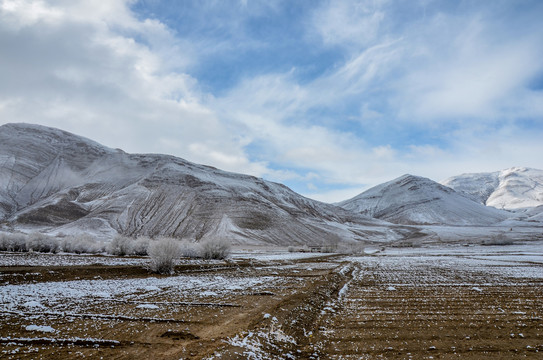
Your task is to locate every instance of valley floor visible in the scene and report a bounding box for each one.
[1,243,542,359]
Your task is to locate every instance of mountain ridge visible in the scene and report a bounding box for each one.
[337,174,511,226]
[441,167,543,210]
[2,123,541,245]
[0,123,412,245]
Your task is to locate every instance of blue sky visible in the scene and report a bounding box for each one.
[1,0,543,202]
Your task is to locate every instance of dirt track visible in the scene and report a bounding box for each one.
[1,250,542,359]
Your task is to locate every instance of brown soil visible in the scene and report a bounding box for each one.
[0,261,258,285]
[1,254,542,359]
[311,284,543,359]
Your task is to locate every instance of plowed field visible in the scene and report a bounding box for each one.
[1,246,542,359]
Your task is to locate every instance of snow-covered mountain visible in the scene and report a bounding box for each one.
[0,123,411,245]
[337,174,510,226]
[441,167,543,210]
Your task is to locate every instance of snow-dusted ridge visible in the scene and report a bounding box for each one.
[338,174,511,226]
[0,123,412,245]
[441,167,543,210]
[2,123,541,245]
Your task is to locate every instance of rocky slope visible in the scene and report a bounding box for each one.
[441,167,543,210]
[337,174,510,226]
[0,123,411,245]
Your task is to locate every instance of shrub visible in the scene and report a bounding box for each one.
[9,233,28,252]
[179,240,200,258]
[108,235,133,256]
[26,232,59,253]
[148,237,182,274]
[0,232,11,251]
[61,234,104,254]
[483,232,515,246]
[337,243,365,255]
[321,245,337,253]
[132,236,151,256]
[107,235,150,256]
[0,232,28,252]
[199,238,231,260]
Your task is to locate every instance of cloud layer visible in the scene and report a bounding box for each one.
[1,0,542,202]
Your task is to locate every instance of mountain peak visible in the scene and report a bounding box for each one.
[441,167,543,210]
[395,173,443,185]
[339,174,508,225]
[1,122,112,152]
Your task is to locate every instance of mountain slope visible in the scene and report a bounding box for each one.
[441,167,543,210]
[0,123,410,245]
[338,174,510,226]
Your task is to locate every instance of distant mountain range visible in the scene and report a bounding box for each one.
[1,123,541,245]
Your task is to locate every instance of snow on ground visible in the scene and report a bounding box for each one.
[1,243,541,324]
[0,253,149,267]
[466,255,543,264]
[24,325,55,333]
[135,304,159,309]
[420,224,543,242]
[348,244,543,285]
[0,273,288,316]
[225,318,298,360]
[0,249,331,267]
[230,250,332,261]
[382,242,543,256]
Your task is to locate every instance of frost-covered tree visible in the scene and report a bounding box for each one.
[0,232,27,252]
[148,237,181,274]
[108,235,133,256]
[179,239,200,258]
[199,238,231,260]
[61,234,104,254]
[132,236,151,256]
[26,232,59,253]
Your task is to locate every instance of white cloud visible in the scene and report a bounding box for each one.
[303,186,368,204]
[396,16,543,121]
[187,142,270,176]
[308,1,543,124]
[0,0,264,177]
[311,0,388,48]
[372,145,396,160]
[1,0,63,27]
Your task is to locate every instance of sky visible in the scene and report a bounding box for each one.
[1,0,543,203]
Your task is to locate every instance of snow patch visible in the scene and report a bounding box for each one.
[136,304,159,309]
[23,301,45,309]
[200,291,218,297]
[143,285,161,292]
[25,325,55,333]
